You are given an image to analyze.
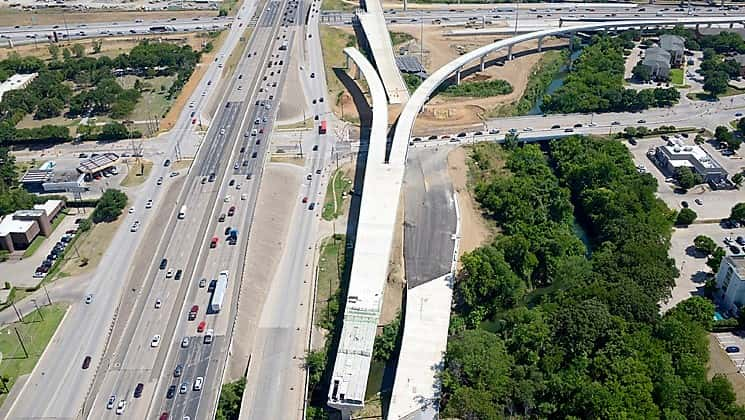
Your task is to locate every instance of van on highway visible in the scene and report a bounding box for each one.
[204,329,214,344]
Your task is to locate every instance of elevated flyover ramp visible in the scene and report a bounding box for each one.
[355,0,409,104]
[327,47,400,419]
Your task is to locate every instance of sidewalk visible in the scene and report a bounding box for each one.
[0,274,89,327]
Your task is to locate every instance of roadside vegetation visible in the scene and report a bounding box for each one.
[0,40,203,145]
[542,34,680,114]
[0,303,68,407]
[0,147,46,216]
[321,168,352,221]
[389,31,414,47]
[91,189,128,223]
[120,160,153,188]
[441,137,745,418]
[321,0,357,11]
[307,234,350,420]
[319,26,357,121]
[441,79,513,98]
[216,377,246,420]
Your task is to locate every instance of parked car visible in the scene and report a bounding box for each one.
[726,346,741,353]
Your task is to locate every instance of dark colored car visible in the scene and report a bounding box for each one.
[174,364,183,377]
[134,383,144,398]
[159,258,167,269]
[726,346,741,353]
[82,356,91,369]
[167,385,176,399]
[174,269,183,280]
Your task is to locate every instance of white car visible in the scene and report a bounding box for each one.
[151,334,161,347]
[154,299,162,309]
[128,207,135,214]
[166,269,174,278]
[241,194,247,201]
[106,395,116,409]
[224,195,231,203]
[130,222,139,232]
[145,199,153,209]
[116,400,126,415]
[236,184,241,190]
[193,377,203,391]
[85,294,93,304]
[181,337,190,348]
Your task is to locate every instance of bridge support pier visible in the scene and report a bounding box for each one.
[537,36,543,52]
[731,23,735,29]
[480,56,485,72]
[507,45,513,61]
[456,68,461,85]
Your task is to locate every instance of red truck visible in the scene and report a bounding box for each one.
[318,120,327,135]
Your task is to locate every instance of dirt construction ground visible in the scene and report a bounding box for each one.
[447,147,493,256]
[390,24,566,135]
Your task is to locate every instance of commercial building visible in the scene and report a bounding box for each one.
[715,255,745,316]
[0,73,37,101]
[660,34,685,66]
[653,140,729,185]
[0,199,64,252]
[642,47,671,80]
[76,153,119,178]
[20,167,85,193]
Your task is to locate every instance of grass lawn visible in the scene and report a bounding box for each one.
[118,75,176,121]
[224,27,253,80]
[120,159,153,188]
[319,26,356,104]
[22,212,67,259]
[321,0,357,11]
[276,117,314,131]
[390,31,414,47]
[321,168,352,221]
[0,303,69,407]
[670,68,684,85]
[53,214,123,279]
[688,85,745,101]
[315,235,347,330]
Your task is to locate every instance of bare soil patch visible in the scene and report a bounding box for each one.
[448,146,493,255]
[391,24,566,134]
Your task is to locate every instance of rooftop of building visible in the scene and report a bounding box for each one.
[0,215,35,236]
[657,140,723,170]
[0,73,38,101]
[20,169,53,184]
[76,152,118,174]
[660,34,686,52]
[33,199,63,217]
[726,255,745,279]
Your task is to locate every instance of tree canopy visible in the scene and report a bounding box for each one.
[442,137,743,419]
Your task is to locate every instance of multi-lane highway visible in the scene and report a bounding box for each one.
[321,4,739,26]
[83,1,306,419]
[0,17,234,45]
[3,1,257,419]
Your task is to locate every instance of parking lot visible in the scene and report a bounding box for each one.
[1,212,80,288]
[626,136,744,221]
[714,332,745,371]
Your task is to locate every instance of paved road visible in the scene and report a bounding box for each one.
[83,1,303,420]
[239,0,339,418]
[321,4,734,25]
[0,17,233,45]
[3,1,258,419]
[403,146,457,288]
[410,93,745,145]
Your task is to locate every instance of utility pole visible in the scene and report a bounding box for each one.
[14,328,28,358]
[10,301,22,323]
[42,283,52,305]
[31,299,43,321]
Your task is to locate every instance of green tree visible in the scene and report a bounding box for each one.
[373,313,401,361]
[676,208,697,226]
[78,218,92,232]
[693,235,717,255]
[215,377,245,420]
[71,43,85,58]
[731,202,745,222]
[47,44,60,60]
[703,71,729,97]
[34,98,64,120]
[733,172,744,186]
[91,189,127,223]
[62,47,71,60]
[674,166,701,190]
[92,39,102,54]
[666,296,715,330]
[632,63,652,82]
[218,8,228,16]
[707,246,726,273]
